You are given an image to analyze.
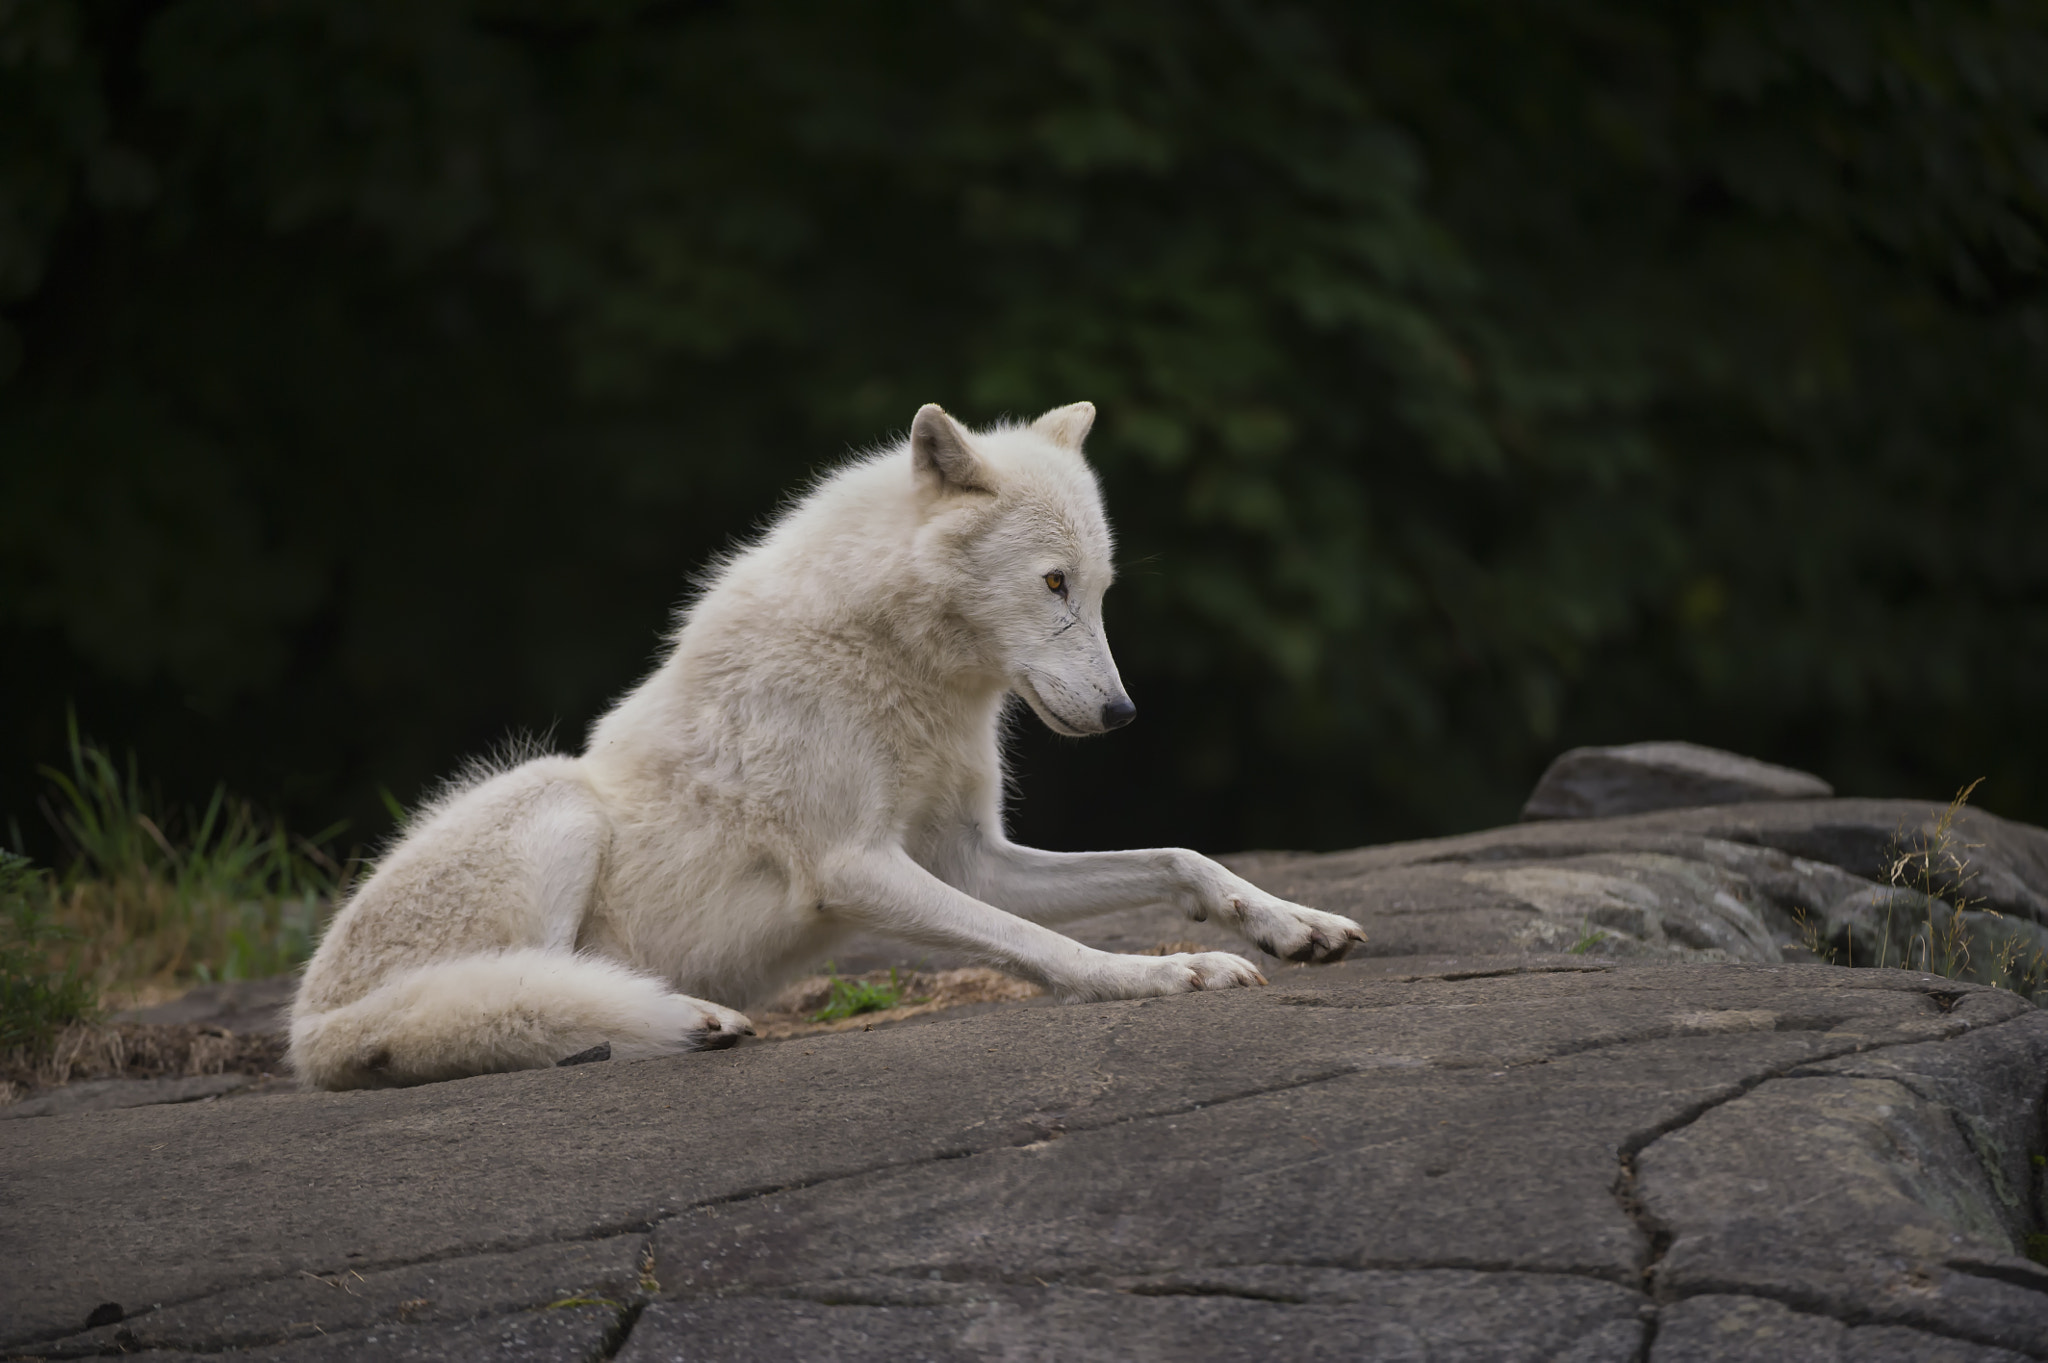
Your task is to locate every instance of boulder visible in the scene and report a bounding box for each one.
[1209,796,2048,986]
[1522,741,1833,821]
[6,788,2045,1359]
[2,959,2042,1360]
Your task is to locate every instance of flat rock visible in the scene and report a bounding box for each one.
[0,1072,257,1119]
[4,957,2043,1360]
[113,977,299,1033]
[1522,741,1833,821]
[1654,1295,2039,1362]
[619,1273,1647,1362]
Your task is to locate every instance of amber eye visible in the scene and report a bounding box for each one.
[1043,571,1067,595]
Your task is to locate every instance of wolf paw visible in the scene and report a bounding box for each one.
[1171,951,1269,992]
[1081,950,1265,1000]
[686,1001,756,1051]
[1230,893,1366,964]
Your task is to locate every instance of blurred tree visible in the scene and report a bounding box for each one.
[2,0,2044,858]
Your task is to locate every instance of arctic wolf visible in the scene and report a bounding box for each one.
[290,403,1366,1089]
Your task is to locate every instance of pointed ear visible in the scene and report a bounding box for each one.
[1030,401,1096,451]
[910,404,994,495]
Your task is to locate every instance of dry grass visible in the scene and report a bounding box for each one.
[749,967,1044,1039]
[0,1021,289,1104]
[742,944,1235,1040]
[1794,780,2048,1001]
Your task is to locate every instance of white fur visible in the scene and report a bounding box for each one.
[290,403,1366,1090]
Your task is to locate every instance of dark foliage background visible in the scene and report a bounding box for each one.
[4,0,2046,860]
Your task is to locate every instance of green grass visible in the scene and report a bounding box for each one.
[811,964,913,1022]
[34,715,347,989]
[0,850,99,1052]
[1567,921,1610,956]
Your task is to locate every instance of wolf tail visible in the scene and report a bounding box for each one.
[288,948,749,1090]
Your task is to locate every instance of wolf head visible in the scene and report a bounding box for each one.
[909,402,1135,737]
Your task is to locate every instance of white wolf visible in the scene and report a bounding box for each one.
[290,403,1366,1090]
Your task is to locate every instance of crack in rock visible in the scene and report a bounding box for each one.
[1607,1012,2044,1307]
[14,960,2042,1359]
[56,994,2014,1353]
[1661,1283,2048,1360]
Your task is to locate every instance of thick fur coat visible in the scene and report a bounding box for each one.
[290,403,1365,1089]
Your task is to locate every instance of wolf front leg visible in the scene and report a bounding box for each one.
[822,848,1267,1002]
[946,837,1367,964]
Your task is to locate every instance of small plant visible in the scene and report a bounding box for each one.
[637,1243,660,1294]
[0,851,99,1052]
[1567,921,1609,956]
[812,964,915,1021]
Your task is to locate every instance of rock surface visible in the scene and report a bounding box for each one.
[6,790,2048,1359]
[111,978,298,1033]
[1219,797,2048,979]
[3,958,2044,1361]
[1522,741,1834,821]
[0,1072,260,1119]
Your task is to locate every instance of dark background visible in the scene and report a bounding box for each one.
[4,0,2045,863]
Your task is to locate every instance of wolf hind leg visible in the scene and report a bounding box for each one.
[288,948,752,1090]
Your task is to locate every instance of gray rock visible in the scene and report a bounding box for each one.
[1,1073,256,1119]
[113,976,298,1032]
[100,1304,621,1361]
[43,1236,648,1355]
[1637,1008,2048,1353]
[619,1273,1648,1362]
[1522,741,1833,821]
[9,796,2048,1359]
[1653,1295,2036,1362]
[1209,797,2048,983]
[4,958,2040,1360]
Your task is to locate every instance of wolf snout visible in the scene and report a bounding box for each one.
[1101,696,1136,730]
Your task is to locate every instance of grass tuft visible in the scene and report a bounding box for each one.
[1792,781,2048,1001]
[3,717,352,1085]
[811,963,921,1022]
[1567,921,1610,956]
[1870,780,2048,998]
[35,714,347,988]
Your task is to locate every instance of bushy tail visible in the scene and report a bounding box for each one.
[289,948,736,1090]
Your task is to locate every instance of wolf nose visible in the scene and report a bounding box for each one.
[1101,697,1137,730]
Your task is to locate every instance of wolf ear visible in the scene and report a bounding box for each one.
[911,404,994,495]
[1030,401,1096,451]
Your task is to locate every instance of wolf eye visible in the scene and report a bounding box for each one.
[1043,571,1067,596]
